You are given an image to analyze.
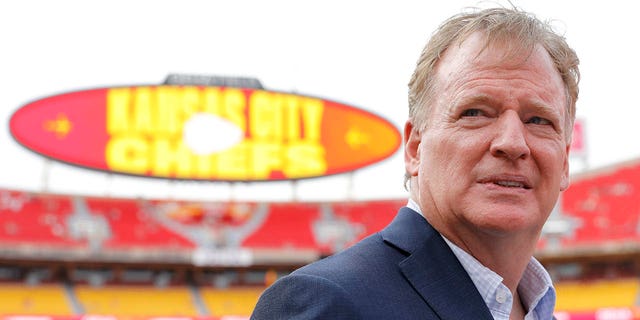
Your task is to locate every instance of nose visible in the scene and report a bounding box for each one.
[490,111,530,160]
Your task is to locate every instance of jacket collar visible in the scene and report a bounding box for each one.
[380,207,494,320]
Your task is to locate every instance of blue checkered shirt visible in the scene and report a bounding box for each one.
[407,199,556,320]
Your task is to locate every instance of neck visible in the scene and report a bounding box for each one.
[442,226,538,291]
[510,290,527,320]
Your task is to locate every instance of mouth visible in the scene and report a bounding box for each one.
[479,176,532,190]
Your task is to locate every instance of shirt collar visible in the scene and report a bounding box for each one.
[405,199,556,319]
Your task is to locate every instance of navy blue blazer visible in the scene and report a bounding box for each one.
[251,207,495,319]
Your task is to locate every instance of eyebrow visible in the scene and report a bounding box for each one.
[523,99,564,123]
[453,93,562,118]
[454,93,494,107]
[450,93,565,132]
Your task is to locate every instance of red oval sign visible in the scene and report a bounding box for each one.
[10,86,401,181]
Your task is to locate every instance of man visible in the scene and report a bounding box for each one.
[252,6,579,320]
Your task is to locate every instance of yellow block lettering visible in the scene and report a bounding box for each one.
[152,138,193,177]
[133,87,154,134]
[217,140,250,180]
[105,136,149,174]
[155,86,181,136]
[223,89,247,132]
[284,142,326,178]
[249,91,282,142]
[202,87,223,116]
[106,88,132,135]
[251,142,283,179]
[179,86,202,132]
[283,94,301,142]
[301,98,323,142]
[192,154,218,179]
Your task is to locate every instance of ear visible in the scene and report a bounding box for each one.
[404,120,422,178]
[560,143,570,191]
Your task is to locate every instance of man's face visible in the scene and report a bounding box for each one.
[405,32,570,239]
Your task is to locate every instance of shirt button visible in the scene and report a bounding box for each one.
[496,289,507,304]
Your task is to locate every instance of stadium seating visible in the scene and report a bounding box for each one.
[555,278,640,312]
[73,284,200,316]
[561,161,640,247]
[0,283,72,315]
[3,158,640,254]
[85,197,195,249]
[331,199,403,237]
[1,157,640,319]
[0,191,83,247]
[199,287,263,317]
[242,202,320,250]
[2,279,639,318]
[0,189,405,254]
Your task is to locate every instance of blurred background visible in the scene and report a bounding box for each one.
[1,0,640,319]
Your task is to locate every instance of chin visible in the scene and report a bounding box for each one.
[472,210,541,235]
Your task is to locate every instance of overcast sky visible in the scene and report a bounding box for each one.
[1,0,639,202]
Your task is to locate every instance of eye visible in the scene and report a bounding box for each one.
[460,109,484,117]
[526,116,552,125]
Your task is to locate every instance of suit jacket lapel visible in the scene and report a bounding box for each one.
[381,207,494,320]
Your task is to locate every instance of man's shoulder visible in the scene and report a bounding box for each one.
[295,232,388,277]
[293,207,430,281]
[251,208,452,319]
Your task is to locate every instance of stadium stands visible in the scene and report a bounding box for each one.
[0,278,638,318]
[560,160,640,247]
[0,191,82,247]
[555,278,640,312]
[242,202,320,251]
[3,162,640,256]
[0,283,72,315]
[1,158,640,318]
[85,197,195,250]
[74,284,200,316]
[3,158,639,257]
[200,287,263,317]
[0,189,402,256]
